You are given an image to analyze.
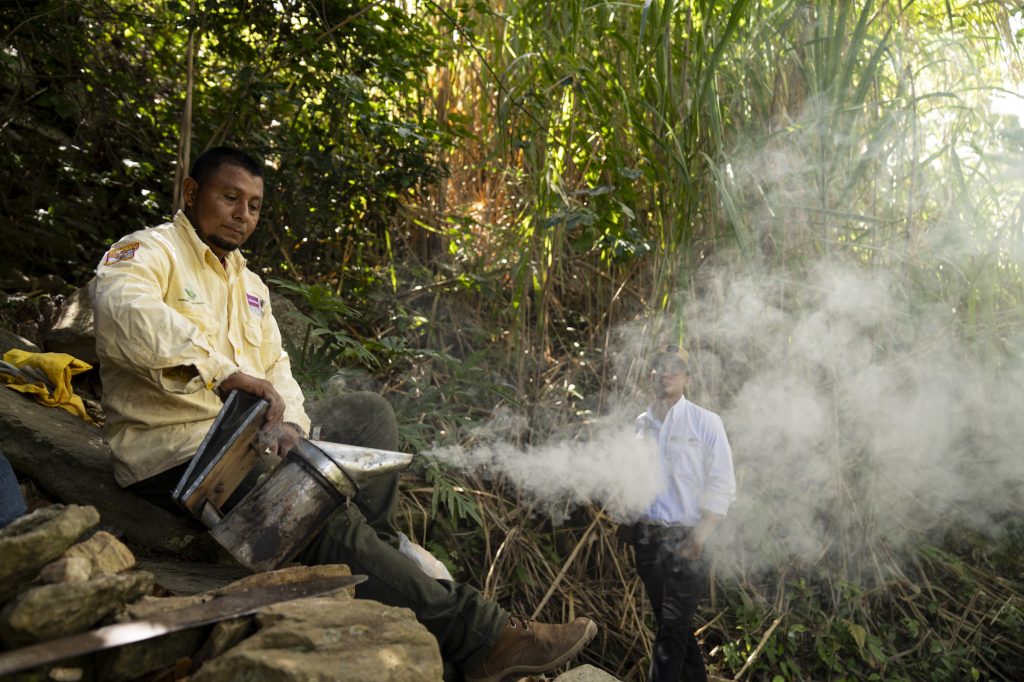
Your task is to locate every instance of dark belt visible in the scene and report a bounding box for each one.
[636,523,693,544]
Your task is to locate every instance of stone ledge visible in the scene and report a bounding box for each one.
[0,387,215,559]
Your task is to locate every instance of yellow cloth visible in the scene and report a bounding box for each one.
[1,349,96,423]
[93,211,310,486]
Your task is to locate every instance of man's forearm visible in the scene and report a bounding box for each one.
[693,511,724,545]
[679,511,725,561]
[94,272,238,391]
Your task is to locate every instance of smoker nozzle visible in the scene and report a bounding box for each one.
[292,438,414,497]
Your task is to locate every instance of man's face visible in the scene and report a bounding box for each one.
[650,356,691,401]
[183,163,264,259]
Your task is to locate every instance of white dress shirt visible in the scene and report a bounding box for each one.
[635,396,736,527]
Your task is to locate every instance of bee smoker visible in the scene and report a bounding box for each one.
[173,390,412,572]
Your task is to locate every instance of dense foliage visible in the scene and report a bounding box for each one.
[3,1,1024,679]
[1,0,446,285]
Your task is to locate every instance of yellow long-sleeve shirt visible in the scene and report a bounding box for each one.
[93,211,310,486]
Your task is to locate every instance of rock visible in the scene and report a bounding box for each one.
[0,570,154,645]
[121,564,357,622]
[197,617,254,663]
[191,595,442,682]
[98,617,253,682]
[40,531,136,584]
[0,387,217,559]
[0,327,40,353]
[135,558,250,596]
[100,616,254,682]
[97,626,208,682]
[39,555,93,583]
[555,664,623,681]
[47,667,85,681]
[44,284,98,367]
[0,504,100,603]
[31,274,71,294]
[269,291,315,353]
[211,563,355,596]
[104,565,363,681]
[0,269,33,291]
[64,530,136,576]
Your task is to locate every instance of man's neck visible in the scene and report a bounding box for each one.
[653,393,683,421]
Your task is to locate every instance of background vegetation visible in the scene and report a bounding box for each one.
[2,0,1023,679]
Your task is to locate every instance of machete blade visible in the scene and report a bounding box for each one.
[0,573,367,675]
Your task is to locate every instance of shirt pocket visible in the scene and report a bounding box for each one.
[243,319,264,355]
[668,435,704,481]
[242,310,262,333]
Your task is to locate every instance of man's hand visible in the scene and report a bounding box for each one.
[678,535,705,561]
[278,422,302,456]
[678,511,724,561]
[255,422,301,458]
[217,372,286,427]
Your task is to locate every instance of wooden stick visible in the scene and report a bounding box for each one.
[530,509,602,619]
[483,526,517,600]
[733,614,784,681]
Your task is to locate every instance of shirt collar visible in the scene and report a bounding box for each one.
[173,210,247,273]
[647,395,688,425]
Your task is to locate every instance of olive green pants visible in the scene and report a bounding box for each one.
[297,392,506,669]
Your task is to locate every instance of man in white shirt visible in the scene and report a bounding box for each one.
[631,344,736,681]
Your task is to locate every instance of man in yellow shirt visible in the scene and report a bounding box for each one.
[93,146,596,680]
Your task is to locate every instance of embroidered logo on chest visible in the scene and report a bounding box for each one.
[175,285,205,305]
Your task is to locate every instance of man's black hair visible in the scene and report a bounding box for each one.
[189,146,263,185]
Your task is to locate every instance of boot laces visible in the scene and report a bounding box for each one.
[507,615,533,631]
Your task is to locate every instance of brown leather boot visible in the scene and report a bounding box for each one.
[464,615,598,682]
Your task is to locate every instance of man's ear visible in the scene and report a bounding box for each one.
[182,177,199,208]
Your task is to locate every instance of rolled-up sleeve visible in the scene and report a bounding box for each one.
[701,414,737,516]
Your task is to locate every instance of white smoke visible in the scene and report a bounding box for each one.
[429,254,1024,575]
[688,260,1024,570]
[427,80,1024,577]
[430,405,663,524]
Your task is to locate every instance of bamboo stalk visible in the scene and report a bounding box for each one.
[172,0,198,214]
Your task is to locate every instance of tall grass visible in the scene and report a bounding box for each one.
[392,1,1024,679]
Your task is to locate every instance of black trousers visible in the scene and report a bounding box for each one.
[633,525,709,682]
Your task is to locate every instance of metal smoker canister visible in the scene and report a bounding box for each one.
[209,438,412,572]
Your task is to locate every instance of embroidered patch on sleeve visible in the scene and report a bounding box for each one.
[103,241,141,266]
[246,292,265,318]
